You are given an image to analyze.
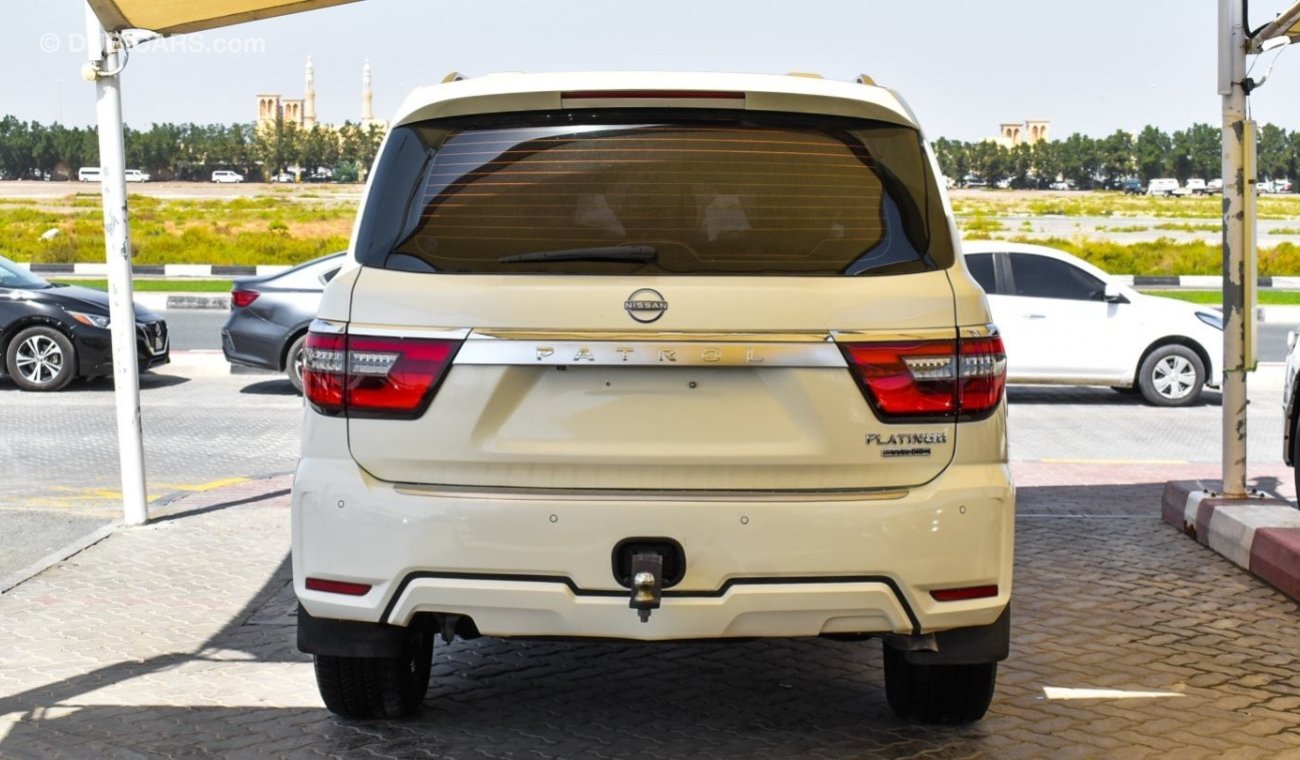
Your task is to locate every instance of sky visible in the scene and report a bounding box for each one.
[4,1,1300,142]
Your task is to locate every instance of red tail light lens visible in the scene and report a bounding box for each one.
[303,332,461,419]
[840,335,1006,420]
[231,289,259,308]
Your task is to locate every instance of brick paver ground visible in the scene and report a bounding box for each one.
[2,471,1300,758]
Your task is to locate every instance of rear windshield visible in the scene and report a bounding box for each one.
[356,109,952,276]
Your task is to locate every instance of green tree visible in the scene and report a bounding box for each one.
[1134,125,1171,182]
[1059,133,1101,188]
[967,140,1008,185]
[1098,130,1135,185]
[1257,122,1290,181]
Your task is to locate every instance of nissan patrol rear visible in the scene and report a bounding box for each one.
[292,71,1014,724]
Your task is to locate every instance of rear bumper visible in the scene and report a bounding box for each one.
[292,455,1014,642]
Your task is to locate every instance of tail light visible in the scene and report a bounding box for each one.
[840,335,1006,420]
[303,332,461,419]
[231,289,259,308]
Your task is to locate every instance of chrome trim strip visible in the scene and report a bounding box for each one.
[308,318,347,335]
[346,325,473,340]
[392,483,910,503]
[454,339,846,367]
[470,330,835,343]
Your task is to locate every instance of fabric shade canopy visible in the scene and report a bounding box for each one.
[1251,2,1300,52]
[86,0,362,35]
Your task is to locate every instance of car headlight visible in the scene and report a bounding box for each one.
[1196,310,1224,330]
[67,310,111,329]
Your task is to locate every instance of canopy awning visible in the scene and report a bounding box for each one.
[86,0,361,35]
[1250,2,1300,51]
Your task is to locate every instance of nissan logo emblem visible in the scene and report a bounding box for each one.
[624,288,668,323]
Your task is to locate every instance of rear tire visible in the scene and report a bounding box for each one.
[285,333,307,394]
[314,628,432,719]
[1137,344,1204,407]
[1293,412,1300,507]
[6,326,76,392]
[883,646,997,724]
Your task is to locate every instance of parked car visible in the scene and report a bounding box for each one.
[292,71,1014,724]
[221,251,346,392]
[963,241,1222,406]
[269,172,294,183]
[1118,178,1143,195]
[1207,178,1224,194]
[78,167,102,183]
[1282,327,1300,498]
[124,169,151,183]
[0,253,168,391]
[211,170,245,184]
[1146,178,1180,197]
[1184,178,1208,195]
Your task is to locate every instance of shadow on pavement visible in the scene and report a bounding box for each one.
[0,373,190,394]
[238,378,299,396]
[1008,385,1223,407]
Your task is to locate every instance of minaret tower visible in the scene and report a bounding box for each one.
[361,58,374,123]
[303,55,317,129]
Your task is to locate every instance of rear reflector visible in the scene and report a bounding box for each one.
[303,332,461,418]
[930,585,999,602]
[305,577,372,596]
[231,290,259,308]
[840,335,1006,420]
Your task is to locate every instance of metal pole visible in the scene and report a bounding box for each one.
[85,5,148,525]
[1219,0,1249,498]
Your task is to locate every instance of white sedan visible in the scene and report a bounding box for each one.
[963,241,1223,406]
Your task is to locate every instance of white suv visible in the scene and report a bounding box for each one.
[293,71,1014,724]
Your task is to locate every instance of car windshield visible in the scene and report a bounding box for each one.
[0,254,51,289]
[356,109,952,276]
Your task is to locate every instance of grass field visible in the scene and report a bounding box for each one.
[1139,289,1300,305]
[54,279,233,292]
[4,188,1300,276]
[3,192,352,266]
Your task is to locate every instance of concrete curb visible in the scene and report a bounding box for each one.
[1162,480,1300,602]
[23,263,291,277]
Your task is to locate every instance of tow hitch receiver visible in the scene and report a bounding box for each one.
[629,552,663,623]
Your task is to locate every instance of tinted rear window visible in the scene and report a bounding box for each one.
[356,109,952,276]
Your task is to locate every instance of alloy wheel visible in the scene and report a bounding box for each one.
[15,335,64,386]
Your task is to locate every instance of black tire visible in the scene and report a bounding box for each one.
[1293,411,1300,508]
[883,646,997,724]
[5,326,76,392]
[285,333,307,394]
[1137,344,1205,407]
[313,628,432,719]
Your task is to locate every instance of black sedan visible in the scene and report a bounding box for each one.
[221,252,345,393]
[0,254,169,391]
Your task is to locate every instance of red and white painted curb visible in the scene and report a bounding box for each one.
[1163,480,1300,601]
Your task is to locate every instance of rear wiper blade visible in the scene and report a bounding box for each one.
[498,245,657,264]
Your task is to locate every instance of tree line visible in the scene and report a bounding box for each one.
[934,123,1298,189]
[3,115,1299,189]
[0,115,386,182]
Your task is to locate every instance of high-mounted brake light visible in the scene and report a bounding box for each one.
[231,289,259,308]
[303,332,461,419]
[561,90,745,100]
[840,335,1006,420]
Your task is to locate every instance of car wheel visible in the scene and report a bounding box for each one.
[1293,410,1300,506]
[1137,345,1205,407]
[5,326,76,391]
[286,334,307,394]
[882,646,997,724]
[313,627,432,719]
